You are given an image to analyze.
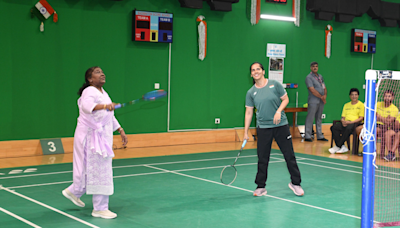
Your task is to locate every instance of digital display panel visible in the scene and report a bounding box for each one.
[132,10,173,43]
[266,0,287,4]
[351,29,376,53]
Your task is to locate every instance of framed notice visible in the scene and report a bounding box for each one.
[268,58,284,83]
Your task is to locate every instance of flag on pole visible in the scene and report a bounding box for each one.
[325,25,333,59]
[30,0,58,32]
[293,0,300,27]
[197,15,207,61]
[250,0,260,25]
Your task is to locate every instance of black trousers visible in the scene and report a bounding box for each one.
[331,122,355,147]
[255,125,302,188]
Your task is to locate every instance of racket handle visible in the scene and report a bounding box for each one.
[114,104,122,109]
[241,139,247,148]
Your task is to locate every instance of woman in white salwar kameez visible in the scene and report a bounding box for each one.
[62,66,128,219]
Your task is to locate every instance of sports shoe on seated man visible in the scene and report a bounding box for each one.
[62,189,85,207]
[336,145,349,153]
[253,188,267,196]
[317,138,329,141]
[92,210,117,219]
[328,145,341,154]
[288,183,304,196]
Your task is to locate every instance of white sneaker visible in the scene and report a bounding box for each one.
[62,189,85,207]
[253,188,267,196]
[336,145,349,153]
[92,210,117,219]
[288,183,304,196]
[328,146,341,154]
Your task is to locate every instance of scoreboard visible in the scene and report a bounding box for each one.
[351,29,376,53]
[266,0,287,3]
[133,10,173,43]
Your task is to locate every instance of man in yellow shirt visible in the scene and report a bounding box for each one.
[376,90,398,161]
[329,88,364,154]
[384,115,400,161]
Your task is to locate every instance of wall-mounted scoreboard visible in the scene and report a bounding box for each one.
[351,29,376,53]
[132,10,173,43]
[266,0,287,4]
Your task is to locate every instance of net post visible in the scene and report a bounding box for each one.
[361,70,377,228]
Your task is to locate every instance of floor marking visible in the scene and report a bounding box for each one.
[113,155,259,169]
[144,165,362,220]
[24,168,37,173]
[9,170,23,174]
[275,153,400,176]
[0,155,300,180]
[296,161,400,181]
[0,206,42,228]
[7,161,285,189]
[0,171,72,180]
[8,181,73,189]
[0,186,100,228]
[0,156,257,180]
[5,155,400,189]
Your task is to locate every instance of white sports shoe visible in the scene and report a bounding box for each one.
[328,145,341,154]
[92,210,117,219]
[336,145,349,153]
[253,188,267,196]
[62,189,85,207]
[288,183,304,196]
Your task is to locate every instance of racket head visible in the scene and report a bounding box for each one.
[143,90,167,101]
[220,165,237,185]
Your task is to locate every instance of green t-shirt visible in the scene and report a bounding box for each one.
[246,80,288,128]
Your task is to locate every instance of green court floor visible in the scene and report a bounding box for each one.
[0,149,364,228]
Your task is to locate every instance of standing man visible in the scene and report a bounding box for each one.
[305,62,328,142]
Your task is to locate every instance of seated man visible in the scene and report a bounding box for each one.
[376,90,399,161]
[383,115,400,161]
[329,88,364,154]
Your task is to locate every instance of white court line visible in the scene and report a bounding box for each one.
[272,153,363,169]
[0,155,300,181]
[0,207,41,228]
[0,155,257,180]
[8,181,73,189]
[0,186,99,228]
[8,161,285,189]
[5,156,400,190]
[112,155,258,169]
[0,152,368,180]
[144,165,361,220]
[0,171,72,180]
[273,153,400,177]
[1,152,398,184]
[296,161,400,181]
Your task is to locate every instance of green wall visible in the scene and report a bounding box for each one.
[1,0,400,141]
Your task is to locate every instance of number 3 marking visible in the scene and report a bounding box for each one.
[48,141,56,152]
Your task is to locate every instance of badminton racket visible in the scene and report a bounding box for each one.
[114,90,167,109]
[220,139,247,185]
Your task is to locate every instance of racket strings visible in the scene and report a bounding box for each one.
[220,165,237,185]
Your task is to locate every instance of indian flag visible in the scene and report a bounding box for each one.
[32,0,54,21]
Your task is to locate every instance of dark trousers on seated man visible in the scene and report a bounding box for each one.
[330,123,357,153]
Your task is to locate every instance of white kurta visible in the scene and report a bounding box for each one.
[72,86,120,195]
